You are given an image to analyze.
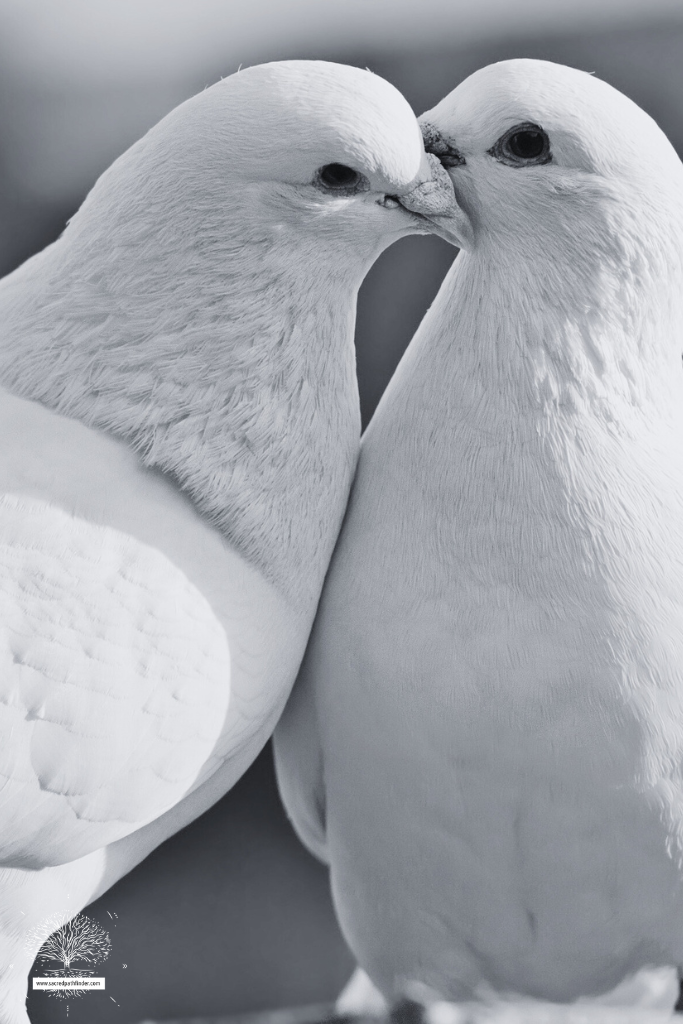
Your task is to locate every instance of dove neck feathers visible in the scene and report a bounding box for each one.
[0,176,364,612]
[355,182,683,624]
[415,181,683,432]
[363,183,683,553]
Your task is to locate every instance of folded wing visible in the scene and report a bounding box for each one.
[0,493,231,869]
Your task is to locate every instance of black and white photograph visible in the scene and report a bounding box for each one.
[2,1,683,1022]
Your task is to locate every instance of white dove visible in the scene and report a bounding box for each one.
[0,59,457,1023]
[274,59,683,1015]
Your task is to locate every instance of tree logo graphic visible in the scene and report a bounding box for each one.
[28,913,111,999]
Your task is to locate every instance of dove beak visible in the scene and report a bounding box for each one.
[395,150,458,216]
[392,149,472,249]
[398,121,474,250]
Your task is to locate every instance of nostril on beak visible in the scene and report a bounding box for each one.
[420,121,466,168]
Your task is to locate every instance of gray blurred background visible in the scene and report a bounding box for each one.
[3,1,682,1021]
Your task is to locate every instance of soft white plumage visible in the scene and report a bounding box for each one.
[0,59,456,1023]
[274,59,683,1015]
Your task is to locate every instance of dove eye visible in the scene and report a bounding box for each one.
[317,163,367,193]
[489,123,552,167]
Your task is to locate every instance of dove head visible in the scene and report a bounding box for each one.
[75,60,457,282]
[205,61,457,235]
[420,58,683,261]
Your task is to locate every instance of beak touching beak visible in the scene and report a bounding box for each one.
[392,125,473,250]
[397,151,457,218]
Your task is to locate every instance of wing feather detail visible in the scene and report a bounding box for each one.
[0,494,231,868]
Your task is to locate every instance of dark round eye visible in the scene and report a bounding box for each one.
[489,122,551,167]
[317,163,363,190]
[507,130,545,159]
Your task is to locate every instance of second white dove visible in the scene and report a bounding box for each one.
[275,59,683,1012]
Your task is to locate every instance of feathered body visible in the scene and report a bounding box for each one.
[0,60,453,1022]
[275,60,683,1006]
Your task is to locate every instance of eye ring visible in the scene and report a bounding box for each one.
[316,163,367,193]
[488,123,552,167]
